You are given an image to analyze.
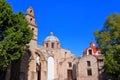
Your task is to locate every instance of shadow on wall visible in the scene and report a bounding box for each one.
[10,48,32,80]
[73,64,77,80]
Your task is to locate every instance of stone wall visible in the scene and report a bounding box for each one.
[77,55,98,80]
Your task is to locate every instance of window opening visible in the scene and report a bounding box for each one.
[87,61,91,67]
[30,10,32,13]
[46,43,48,47]
[52,43,54,48]
[30,18,32,22]
[68,62,72,67]
[87,69,92,76]
[89,49,92,55]
[32,28,34,31]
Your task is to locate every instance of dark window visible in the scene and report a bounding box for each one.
[37,63,41,80]
[87,61,91,66]
[32,28,34,31]
[98,59,103,64]
[87,69,92,76]
[52,43,54,48]
[46,43,48,47]
[68,62,72,67]
[30,18,32,21]
[89,49,92,55]
[30,10,32,13]
[98,59,103,62]
[98,51,101,54]
[65,52,67,54]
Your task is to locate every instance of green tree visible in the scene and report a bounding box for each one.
[94,13,120,80]
[0,0,33,79]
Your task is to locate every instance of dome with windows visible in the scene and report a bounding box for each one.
[84,41,97,55]
[44,32,60,42]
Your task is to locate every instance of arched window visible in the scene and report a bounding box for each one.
[46,43,48,47]
[51,43,54,48]
[30,10,32,13]
[47,57,54,80]
[88,49,92,55]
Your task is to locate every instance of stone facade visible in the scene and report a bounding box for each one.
[77,55,98,80]
[5,7,104,80]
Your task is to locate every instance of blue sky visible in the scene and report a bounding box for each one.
[7,0,120,56]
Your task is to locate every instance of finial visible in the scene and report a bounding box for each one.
[50,32,53,36]
[90,41,95,46]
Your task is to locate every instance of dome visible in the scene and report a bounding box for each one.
[84,46,97,55]
[84,41,97,55]
[44,32,60,42]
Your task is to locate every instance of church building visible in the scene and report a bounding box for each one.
[5,7,104,80]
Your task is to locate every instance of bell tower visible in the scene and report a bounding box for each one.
[90,41,95,46]
[26,7,38,45]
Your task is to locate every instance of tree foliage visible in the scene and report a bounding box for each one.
[94,13,120,80]
[0,0,33,70]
